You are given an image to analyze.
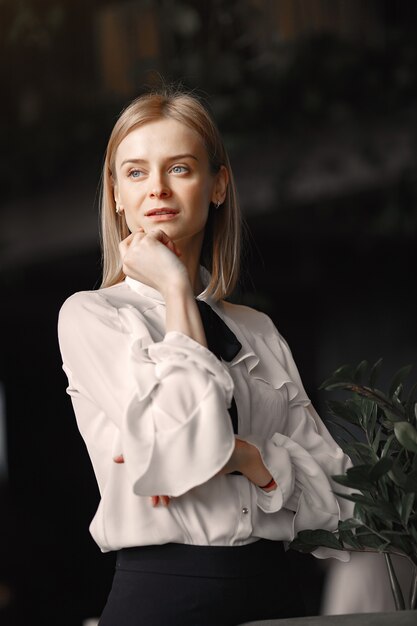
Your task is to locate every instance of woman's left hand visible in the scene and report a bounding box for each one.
[218,439,277,491]
[113,454,171,506]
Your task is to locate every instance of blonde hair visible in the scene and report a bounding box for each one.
[99,86,241,301]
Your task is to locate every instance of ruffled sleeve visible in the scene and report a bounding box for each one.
[57,291,236,498]
[234,312,353,547]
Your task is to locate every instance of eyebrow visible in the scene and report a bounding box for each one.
[120,154,199,167]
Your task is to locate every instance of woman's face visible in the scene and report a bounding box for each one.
[113,117,227,255]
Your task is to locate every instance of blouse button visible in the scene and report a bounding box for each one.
[241,507,249,515]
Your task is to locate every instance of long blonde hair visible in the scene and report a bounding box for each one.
[100,86,241,301]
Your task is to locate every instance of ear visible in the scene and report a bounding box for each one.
[212,165,229,204]
[113,178,121,206]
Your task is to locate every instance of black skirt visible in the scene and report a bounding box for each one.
[98,540,305,626]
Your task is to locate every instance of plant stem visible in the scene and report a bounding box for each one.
[360,521,394,546]
[384,552,406,610]
[348,384,405,419]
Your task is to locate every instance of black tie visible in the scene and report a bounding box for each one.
[195,300,241,436]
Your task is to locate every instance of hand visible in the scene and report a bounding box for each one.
[218,439,277,491]
[150,495,171,507]
[113,455,171,506]
[119,227,189,295]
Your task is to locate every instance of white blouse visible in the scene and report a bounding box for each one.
[57,272,353,560]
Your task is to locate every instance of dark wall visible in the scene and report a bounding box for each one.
[1,1,417,624]
[1,250,115,625]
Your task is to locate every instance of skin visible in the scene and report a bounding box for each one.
[112,117,276,506]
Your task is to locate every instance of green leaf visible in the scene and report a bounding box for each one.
[326,400,362,426]
[382,434,396,457]
[337,519,365,549]
[335,492,374,506]
[288,538,315,554]
[344,442,377,465]
[351,387,405,420]
[369,457,393,481]
[388,461,409,489]
[383,407,404,423]
[350,399,372,430]
[369,358,383,388]
[358,397,376,431]
[338,518,363,531]
[372,426,382,455]
[292,529,343,551]
[404,470,417,493]
[320,364,355,390]
[343,495,399,524]
[394,421,417,453]
[353,502,369,524]
[354,360,369,383]
[339,529,364,550]
[409,525,417,544]
[332,474,373,490]
[405,381,417,408]
[400,493,415,526]
[327,419,358,444]
[385,533,413,555]
[348,464,374,479]
[366,503,399,524]
[354,533,391,551]
[389,364,413,399]
[367,402,378,440]
[374,474,390,505]
[407,399,417,424]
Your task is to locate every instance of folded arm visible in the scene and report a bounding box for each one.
[58,291,237,497]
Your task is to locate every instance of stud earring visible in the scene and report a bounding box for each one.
[116,204,122,215]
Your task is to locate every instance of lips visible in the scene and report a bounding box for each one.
[145,208,179,216]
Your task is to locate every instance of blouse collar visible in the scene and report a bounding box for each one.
[125,267,307,403]
[125,268,262,375]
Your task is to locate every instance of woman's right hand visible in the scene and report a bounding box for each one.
[119,227,189,296]
[151,495,171,507]
[120,227,208,347]
[114,455,171,507]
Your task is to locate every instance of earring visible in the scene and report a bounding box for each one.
[116,204,122,215]
[215,200,221,210]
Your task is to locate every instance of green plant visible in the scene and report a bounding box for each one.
[289,359,417,610]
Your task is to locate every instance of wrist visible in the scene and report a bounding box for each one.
[259,476,277,492]
[162,276,193,301]
[236,438,274,487]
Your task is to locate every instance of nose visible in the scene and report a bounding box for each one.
[149,172,171,199]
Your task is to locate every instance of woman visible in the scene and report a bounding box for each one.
[58,87,352,626]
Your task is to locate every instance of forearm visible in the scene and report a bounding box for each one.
[164,284,207,348]
[219,438,277,491]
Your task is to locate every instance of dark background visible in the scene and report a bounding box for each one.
[0,1,416,624]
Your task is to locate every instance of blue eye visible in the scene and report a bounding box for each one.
[129,169,143,179]
[171,165,188,174]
